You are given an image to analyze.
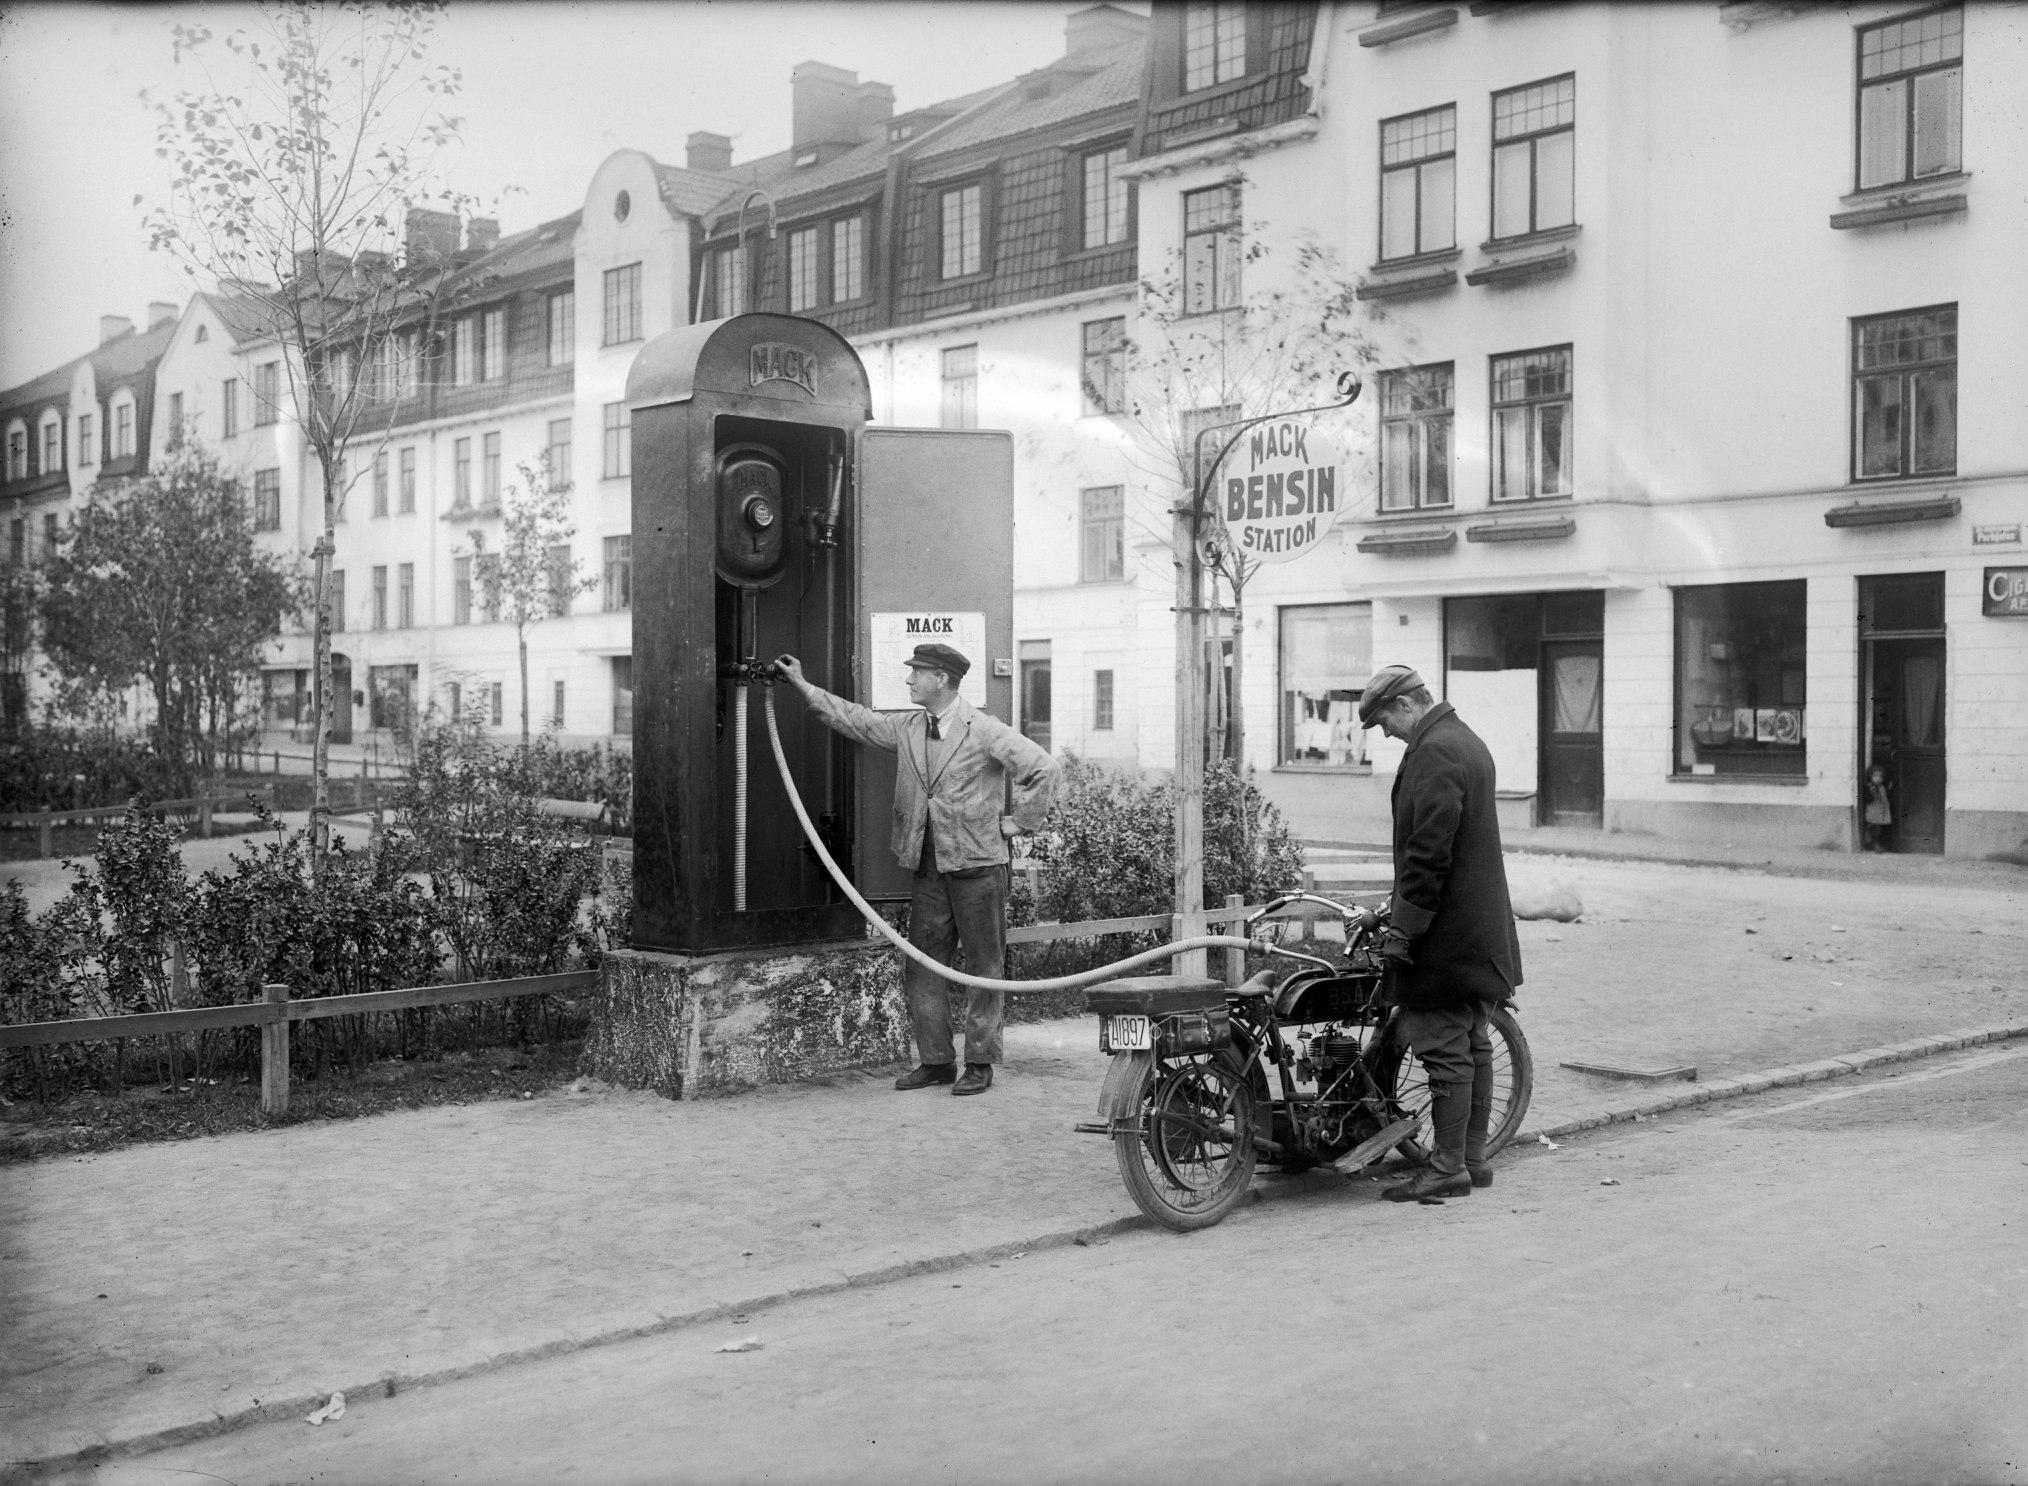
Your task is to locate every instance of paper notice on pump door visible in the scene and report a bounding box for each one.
[869,612,987,710]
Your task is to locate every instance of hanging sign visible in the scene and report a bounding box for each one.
[1214,419,1351,564]
[868,612,988,708]
[1983,567,2028,618]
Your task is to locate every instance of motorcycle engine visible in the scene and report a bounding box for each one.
[1297,1028,1368,1088]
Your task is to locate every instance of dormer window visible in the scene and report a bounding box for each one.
[1183,2,1247,92]
[890,121,915,143]
[794,147,821,167]
[194,324,209,343]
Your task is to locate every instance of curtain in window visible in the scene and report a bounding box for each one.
[1551,653,1602,734]
[1901,653,1942,747]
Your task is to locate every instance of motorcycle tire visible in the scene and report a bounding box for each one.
[1112,1051,1258,1233]
[1373,1003,1534,1165]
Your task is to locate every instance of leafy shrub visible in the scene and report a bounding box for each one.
[0,725,187,813]
[497,735,632,828]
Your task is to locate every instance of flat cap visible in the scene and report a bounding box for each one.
[1357,664,1425,727]
[904,642,971,680]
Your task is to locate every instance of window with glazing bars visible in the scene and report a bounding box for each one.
[787,227,822,312]
[398,447,416,514]
[548,290,575,366]
[4,428,23,482]
[941,345,978,429]
[713,246,746,316]
[603,263,642,345]
[545,543,572,617]
[603,402,631,479]
[330,570,346,632]
[253,468,282,531]
[454,437,472,508]
[1379,364,1454,512]
[42,418,62,473]
[1080,486,1125,583]
[453,555,472,624]
[77,412,94,465]
[1490,347,1572,502]
[603,535,632,612]
[1082,146,1130,250]
[1853,305,1956,480]
[113,400,134,457]
[482,432,502,506]
[481,309,505,381]
[1081,317,1126,416]
[1857,7,1962,189]
[372,451,389,517]
[221,379,239,437]
[1093,669,1115,731]
[1182,184,1241,313]
[398,563,414,628]
[372,566,388,630]
[832,215,865,303]
[1492,76,1575,240]
[254,363,280,424]
[1183,2,1246,92]
[547,417,572,487]
[1380,105,1456,261]
[940,183,984,279]
[453,317,478,385]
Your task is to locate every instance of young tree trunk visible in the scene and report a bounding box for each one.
[518,624,530,746]
[311,529,335,866]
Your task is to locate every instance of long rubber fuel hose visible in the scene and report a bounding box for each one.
[762,686,1269,994]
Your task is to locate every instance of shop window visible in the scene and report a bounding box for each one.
[1674,580,1807,777]
[1278,603,1372,768]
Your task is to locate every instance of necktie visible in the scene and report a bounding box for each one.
[926,714,941,741]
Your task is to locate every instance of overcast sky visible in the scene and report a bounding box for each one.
[0,1,1114,389]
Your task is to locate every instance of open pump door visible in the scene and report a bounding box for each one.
[852,427,1015,901]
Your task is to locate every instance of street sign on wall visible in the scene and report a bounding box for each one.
[1213,418,1353,564]
[1984,567,2028,617]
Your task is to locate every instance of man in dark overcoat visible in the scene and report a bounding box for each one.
[1359,664,1523,1203]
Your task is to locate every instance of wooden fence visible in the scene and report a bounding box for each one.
[0,890,1379,1114]
[0,789,278,859]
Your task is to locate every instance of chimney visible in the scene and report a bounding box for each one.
[147,301,178,330]
[99,315,135,345]
[791,61,864,148]
[1064,4,1146,57]
[687,131,733,173]
[467,218,500,253]
[403,207,461,265]
[856,81,895,141]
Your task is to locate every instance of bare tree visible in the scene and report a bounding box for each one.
[139,1,477,862]
[463,458,599,746]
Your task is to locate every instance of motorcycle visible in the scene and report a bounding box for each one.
[1074,893,1534,1232]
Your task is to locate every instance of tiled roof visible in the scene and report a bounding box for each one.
[915,44,1140,158]
[656,163,751,218]
[0,318,177,418]
[463,210,581,287]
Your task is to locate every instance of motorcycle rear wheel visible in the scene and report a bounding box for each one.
[1113,1053,1258,1232]
[1374,1004,1533,1164]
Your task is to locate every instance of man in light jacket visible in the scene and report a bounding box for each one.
[775,643,1059,1096]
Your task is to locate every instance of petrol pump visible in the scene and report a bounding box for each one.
[625,313,1014,956]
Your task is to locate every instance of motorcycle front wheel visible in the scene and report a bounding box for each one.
[1112,1052,1258,1232]
[1374,1003,1534,1164]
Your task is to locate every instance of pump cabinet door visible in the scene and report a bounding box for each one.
[852,427,1015,901]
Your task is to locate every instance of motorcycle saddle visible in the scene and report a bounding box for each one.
[1085,976,1228,1016]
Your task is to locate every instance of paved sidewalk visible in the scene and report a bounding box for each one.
[3,855,2024,1469]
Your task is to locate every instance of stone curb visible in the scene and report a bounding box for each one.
[1521,1020,2028,1144]
[15,1018,2028,1478]
[7,1213,1154,1479]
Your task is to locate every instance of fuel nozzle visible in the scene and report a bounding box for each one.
[806,448,844,550]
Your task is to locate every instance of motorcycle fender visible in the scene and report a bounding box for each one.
[1097,1050,1153,1118]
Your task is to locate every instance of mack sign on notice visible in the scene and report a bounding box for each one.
[1220,419,1347,563]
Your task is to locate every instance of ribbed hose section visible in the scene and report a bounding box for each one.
[762,686,1267,993]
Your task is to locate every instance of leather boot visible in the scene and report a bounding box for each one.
[1465,1041,1495,1189]
[1384,1082,1471,1203]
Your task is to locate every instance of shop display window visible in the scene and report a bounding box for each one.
[1674,580,1807,776]
[1279,603,1371,768]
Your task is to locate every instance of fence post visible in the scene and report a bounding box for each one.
[39,812,52,859]
[198,798,213,838]
[261,982,291,1118]
[1222,893,1246,988]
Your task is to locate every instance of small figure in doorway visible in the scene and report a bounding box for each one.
[1863,764,1893,852]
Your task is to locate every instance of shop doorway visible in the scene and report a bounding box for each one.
[1860,574,1946,854]
[1444,590,1603,827]
[1539,638,1603,824]
[1019,640,1051,753]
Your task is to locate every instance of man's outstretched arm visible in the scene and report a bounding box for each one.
[774,655,904,753]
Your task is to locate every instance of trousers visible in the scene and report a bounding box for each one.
[903,863,1008,1067]
[1399,1002,1493,1091]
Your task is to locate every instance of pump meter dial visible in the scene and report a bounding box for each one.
[714,446,789,587]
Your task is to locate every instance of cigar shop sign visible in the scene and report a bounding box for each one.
[1984,567,2028,618]
[1213,419,1352,565]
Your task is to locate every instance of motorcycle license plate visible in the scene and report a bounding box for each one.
[1104,1015,1152,1052]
